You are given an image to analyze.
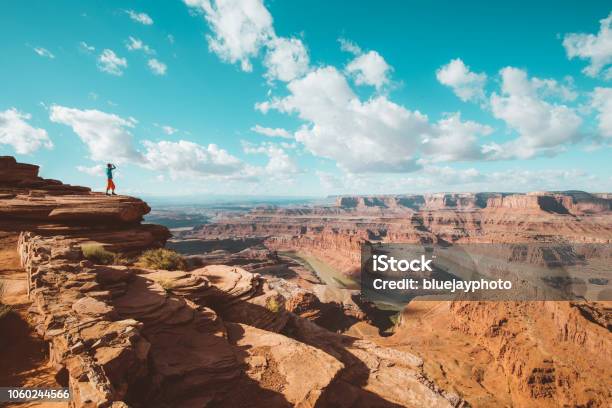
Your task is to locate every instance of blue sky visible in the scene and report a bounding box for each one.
[0,0,611,196]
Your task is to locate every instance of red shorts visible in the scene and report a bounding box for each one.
[106,179,115,190]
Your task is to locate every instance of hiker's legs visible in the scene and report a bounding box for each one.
[106,179,115,195]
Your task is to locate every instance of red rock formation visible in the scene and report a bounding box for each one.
[2,157,465,407]
[0,156,169,252]
[190,190,612,407]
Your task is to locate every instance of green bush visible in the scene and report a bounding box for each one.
[137,248,187,271]
[81,244,115,265]
[112,253,134,266]
[265,296,282,314]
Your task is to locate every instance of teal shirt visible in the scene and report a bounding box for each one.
[106,167,114,179]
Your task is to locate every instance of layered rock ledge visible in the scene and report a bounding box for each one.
[2,157,465,408]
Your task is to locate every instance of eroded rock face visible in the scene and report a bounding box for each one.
[18,232,464,408]
[227,322,344,407]
[390,300,612,407]
[19,233,151,407]
[186,190,612,407]
[4,156,466,407]
[0,156,169,252]
[331,192,612,215]
[187,190,612,279]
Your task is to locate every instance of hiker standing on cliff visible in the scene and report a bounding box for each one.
[105,163,117,196]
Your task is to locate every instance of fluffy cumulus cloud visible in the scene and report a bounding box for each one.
[50,106,269,182]
[49,105,140,163]
[184,0,310,82]
[97,49,128,76]
[142,140,245,178]
[263,37,309,82]
[563,12,612,79]
[531,77,577,102]
[258,66,496,172]
[487,67,583,158]
[243,141,298,176]
[421,113,493,162]
[33,47,55,59]
[148,58,167,75]
[250,124,292,138]
[345,50,392,90]
[181,0,602,184]
[259,66,428,172]
[591,87,612,138]
[0,108,53,154]
[184,0,273,72]
[436,58,487,102]
[126,10,154,25]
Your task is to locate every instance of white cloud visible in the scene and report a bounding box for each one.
[33,47,55,59]
[251,124,292,138]
[338,38,362,55]
[243,141,298,175]
[126,36,155,54]
[50,106,279,183]
[49,105,140,163]
[0,108,53,154]
[264,37,309,82]
[591,87,612,138]
[345,50,392,90]
[422,113,493,162]
[126,10,154,25]
[142,140,244,178]
[161,125,179,135]
[79,41,95,53]
[563,12,612,79]
[487,67,583,159]
[260,66,428,173]
[184,0,274,72]
[436,58,487,102]
[531,76,577,102]
[76,164,104,176]
[97,49,128,76]
[148,58,167,75]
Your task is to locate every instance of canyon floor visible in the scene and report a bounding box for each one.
[1,156,611,407]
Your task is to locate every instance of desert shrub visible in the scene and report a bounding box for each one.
[112,253,135,266]
[137,248,186,271]
[157,278,175,293]
[265,296,282,314]
[81,244,115,265]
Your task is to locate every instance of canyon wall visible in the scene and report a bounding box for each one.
[333,192,612,215]
[191,190,612,407]
[1,156,466,408]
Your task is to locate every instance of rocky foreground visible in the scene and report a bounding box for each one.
[0,156,468,407]
[184,192,612,406]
